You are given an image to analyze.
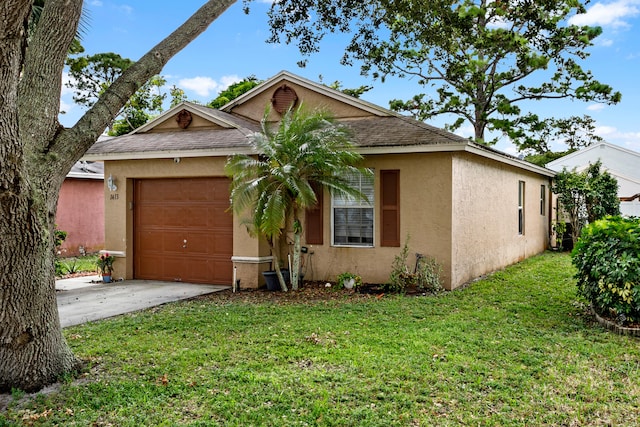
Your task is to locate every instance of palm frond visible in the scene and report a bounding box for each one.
[226,101,370,241]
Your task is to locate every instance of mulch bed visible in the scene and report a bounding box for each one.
[194,281,393,306]
[194,281,441,306]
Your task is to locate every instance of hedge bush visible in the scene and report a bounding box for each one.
[572,216,640,324]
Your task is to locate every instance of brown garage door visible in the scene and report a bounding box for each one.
[134,177,232,285]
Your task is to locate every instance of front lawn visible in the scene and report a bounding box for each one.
[3,251,639,426]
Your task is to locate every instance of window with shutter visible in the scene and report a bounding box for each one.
[381,170,400,247]
[332,172,374,247]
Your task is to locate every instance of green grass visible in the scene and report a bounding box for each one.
[56,254,99,276]
[3,252,640,426]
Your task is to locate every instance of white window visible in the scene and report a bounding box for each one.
[540,184,546,216]
[332,173,374,247]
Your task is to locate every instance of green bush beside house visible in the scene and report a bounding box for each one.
[572,216,640,325]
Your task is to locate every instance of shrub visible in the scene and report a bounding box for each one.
[415,255,443,293]
[572,216,640,324]
[387,238,442,294]
[387,240,414,293]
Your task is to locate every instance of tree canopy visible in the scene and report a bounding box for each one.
[208,76,262,108]
[65,53,174,135]
[254,0,621,151]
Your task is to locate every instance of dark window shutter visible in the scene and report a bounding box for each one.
[305,183,323,244]
[381,170,400,247]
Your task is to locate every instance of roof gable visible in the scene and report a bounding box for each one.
[220,70,394,122]
[132,102,245,134]
[546,142,640,181]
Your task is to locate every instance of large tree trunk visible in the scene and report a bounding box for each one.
[0,0,236,392]
[0,189,80,391]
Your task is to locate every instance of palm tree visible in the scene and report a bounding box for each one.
[226,104,372,291]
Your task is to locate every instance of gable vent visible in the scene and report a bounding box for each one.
[176,110,193,129]
[271,84,298,114]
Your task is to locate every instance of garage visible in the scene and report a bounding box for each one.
[133,177,233,285]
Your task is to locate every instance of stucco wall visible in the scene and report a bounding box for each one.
[300,153,455,288]
[450,153,551,287]
[103,152,551,290]
[56,178,105,256]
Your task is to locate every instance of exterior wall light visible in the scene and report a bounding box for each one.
[107,174,118,192]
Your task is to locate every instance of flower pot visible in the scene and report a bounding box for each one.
[343,278,355,289]
[102,275,112,283]
[262,270,281,291]
[262,269,303,291]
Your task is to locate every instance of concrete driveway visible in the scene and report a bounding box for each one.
[56,275,229,328]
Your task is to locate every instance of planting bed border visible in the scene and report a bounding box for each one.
[591,307,640,337]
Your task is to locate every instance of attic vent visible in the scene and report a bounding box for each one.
[271,84,298,114]
[176,110,192,129]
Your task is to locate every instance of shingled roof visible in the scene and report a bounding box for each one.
[86,105,467,157]
[82,71,553,177]
[342,115,468,147]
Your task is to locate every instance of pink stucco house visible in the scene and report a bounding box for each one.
[55,160,105,256]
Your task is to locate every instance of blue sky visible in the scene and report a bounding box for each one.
[60,0,640,155]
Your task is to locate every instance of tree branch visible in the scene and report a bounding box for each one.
[52,0,237,171]
[18,0,82,156]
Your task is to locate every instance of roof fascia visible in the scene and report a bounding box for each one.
[84,142,554,177]
[547,141,640,168]
[358,143,556,177]
[81,147,257,161]
[65,172,105,180]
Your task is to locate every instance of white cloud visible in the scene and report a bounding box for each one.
[118,4,133,15]
[89,0,103,6]
[598,38,614,47]
[59,99,72,115]
[502,142,519,156]
[587,103,606,111]
[568,0,640,28]
[61,72,75,96]
[453,124,475,139]
[178,75,241,98]
[178,76,220,97]
[219,74,241,90]
[594,125,640,152]
[595,125,619,136]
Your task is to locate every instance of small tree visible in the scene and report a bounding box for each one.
[226,104,371,291]
[552,161,620,246]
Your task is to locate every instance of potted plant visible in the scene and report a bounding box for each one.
[96,252,115,283]
[337,272,362,290]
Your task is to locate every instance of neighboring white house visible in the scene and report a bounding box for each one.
[546,142,640,217]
